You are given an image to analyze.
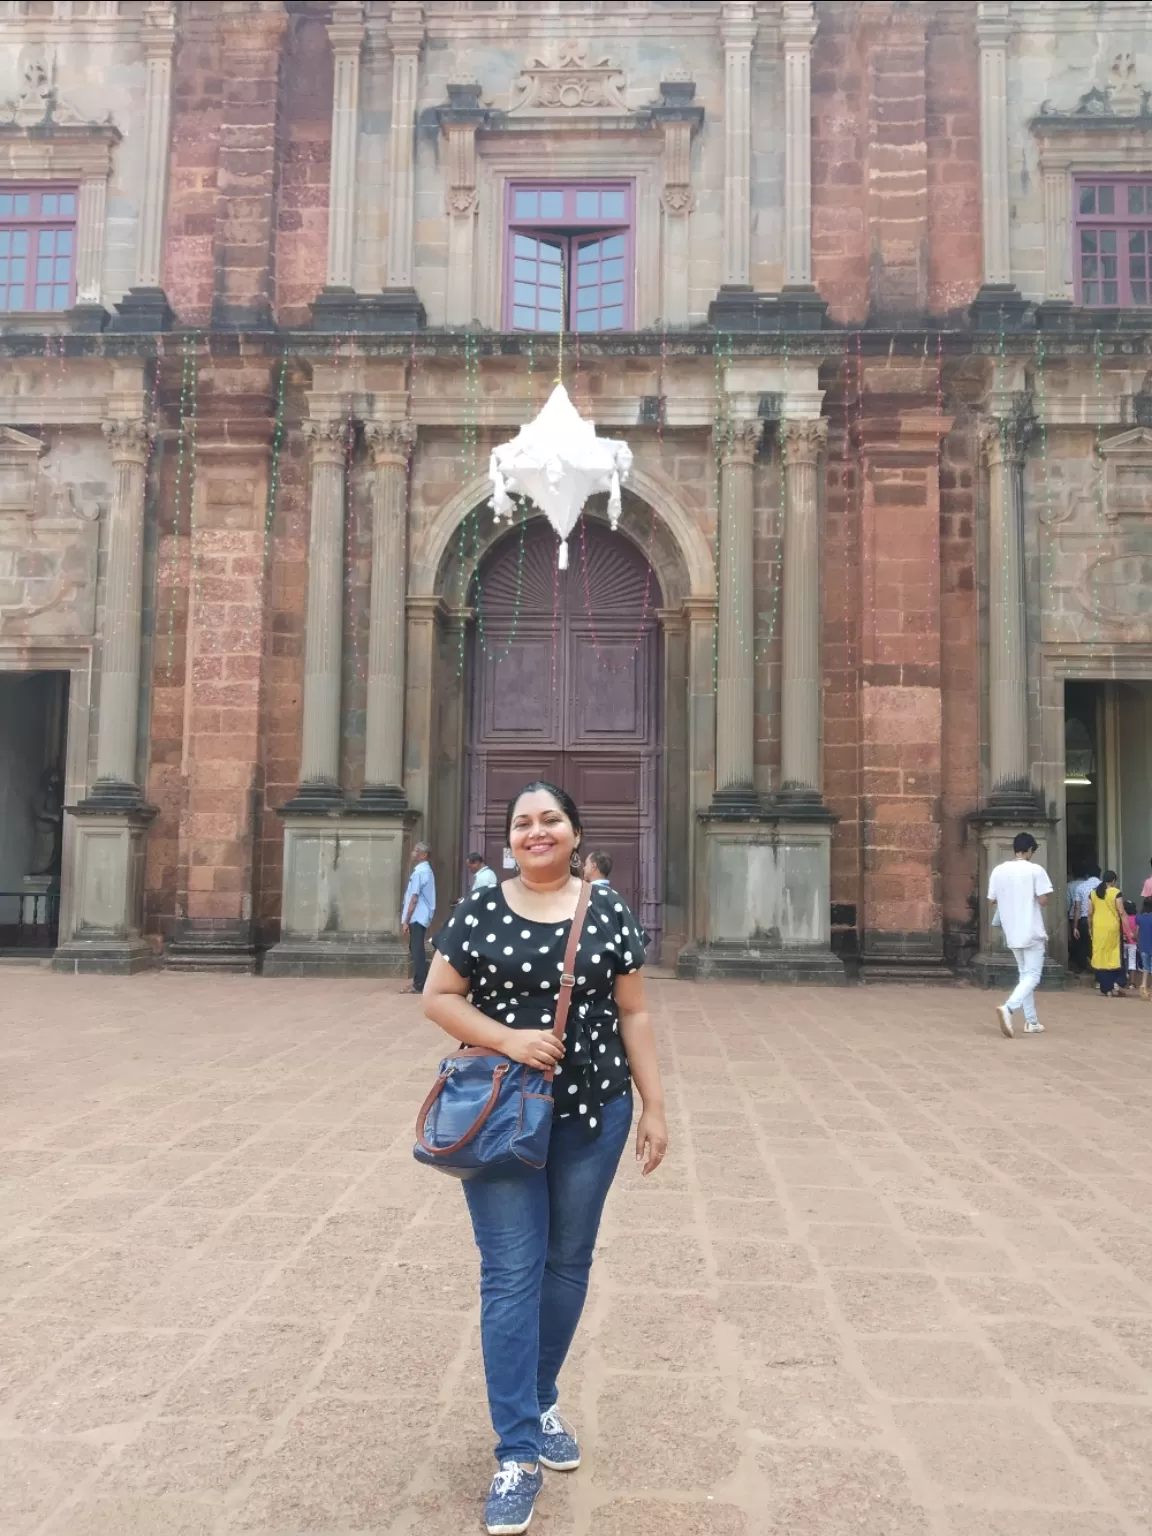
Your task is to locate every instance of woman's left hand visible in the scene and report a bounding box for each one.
[635,1106,668,1176]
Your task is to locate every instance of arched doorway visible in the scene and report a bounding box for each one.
[466,514,663,955]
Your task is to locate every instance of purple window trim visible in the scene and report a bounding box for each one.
[1073,175,1152,309]
[0,182,79,314]
[503,180,634,333]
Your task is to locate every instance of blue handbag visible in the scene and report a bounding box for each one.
[413,882,591,1179]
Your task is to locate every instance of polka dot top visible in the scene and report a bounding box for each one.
[433,881,643,1138]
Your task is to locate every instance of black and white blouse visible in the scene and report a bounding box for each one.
[433,881,643,1137]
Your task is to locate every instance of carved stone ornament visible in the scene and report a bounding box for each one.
[1097,426,1152,522]
[0,427,99,638]
[102,419,154,464]
[720,417,763,464]
[780,418,829,463]
[1037,52,1150,121]
[508,40,630,117]
[365,418,415,464]
[302,417,351,462]
[0,60,114,130]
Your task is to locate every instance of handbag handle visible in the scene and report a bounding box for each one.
[415,1061,509,1156]
[545,879,592,1083]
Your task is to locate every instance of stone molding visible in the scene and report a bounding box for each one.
[1096,427,1152,522]
[0,59,114,130]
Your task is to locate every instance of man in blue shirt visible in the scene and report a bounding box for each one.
[401,842,435,993]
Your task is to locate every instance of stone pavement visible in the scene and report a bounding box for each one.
[3,974,1152,1536]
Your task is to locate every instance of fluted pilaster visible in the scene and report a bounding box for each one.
[980,412,1033,802]
[779,417,827,798]
[94,419,153,795]
[714,416,760,801]
[297,419,348,796]
[362,419,415,805]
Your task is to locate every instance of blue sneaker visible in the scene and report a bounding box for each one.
[484,1460,543,1535]
[539,1405,581,1471]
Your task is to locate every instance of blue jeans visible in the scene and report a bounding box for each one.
[463,1088,632,1465]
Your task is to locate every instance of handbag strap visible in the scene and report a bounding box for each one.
[545,880,592,1083]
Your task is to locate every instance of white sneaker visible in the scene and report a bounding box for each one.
[996,1004,1014,1038]
[1023,1020,1045,1033]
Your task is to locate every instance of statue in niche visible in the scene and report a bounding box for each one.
[29,768,63,877]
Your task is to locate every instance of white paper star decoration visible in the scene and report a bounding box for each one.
[488,384,633,568]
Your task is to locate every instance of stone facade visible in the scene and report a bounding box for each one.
[0,0,1149,980]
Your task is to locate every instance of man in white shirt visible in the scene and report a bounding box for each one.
[987,832,1053,1038]
[467,852,498,894]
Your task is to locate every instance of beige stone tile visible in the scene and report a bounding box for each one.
[320,1307,470,1395]
[712,1238,817,1285]
[229,1398,437,1528]
[163,1320,329,1419]
[830,1271,956,1333]
[717,1283,843,1366]
[945,1275,1070,1319]
[201,1213,316,1262]
[42,1495,217,1534]
[123,1260,272,1329]
[594,1294,725,1374]
[809,1224,926,1271]
[0,1435,105,1534]
[13,1331,205,1436]
[1051,1401,1152,1513]
[598,1233,710,1290]
[892,1403,1094,1502]
[591,1500,748,1535]
[987,1321,1146,1393]
[856,1336,1012,1399]
[594,1375,741,1488]
[946,1514,1126,1536]
[755,1444,931,1535]
[916,1238,1017,1274]
[0,1316,91,1408]
[739,1361,883,1441]
[97,1418,269,1498]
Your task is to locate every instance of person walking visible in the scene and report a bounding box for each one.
[1137,897,1152,1001]
[1070,864,1100,974]
[1142,858,1152,903]
[468,851,499,894]
[1089,870,1125,998]
[400,842,436,994]
[424,781,667,1535]
[988,832,1053,1038]
[1121,898,1139,990]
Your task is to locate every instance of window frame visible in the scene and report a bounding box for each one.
[502,179,635,334]
[1073,175,1152,309]
[0,182,80,314]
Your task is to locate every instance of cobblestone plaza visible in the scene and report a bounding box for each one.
[3,973,1152,1534]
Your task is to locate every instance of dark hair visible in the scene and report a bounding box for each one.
[1125,899,1137,916]
[1013,832,1038,855]
[504,781,583,846]
[466,851,485,865]
[1097,869,1117,899]
[1142,898,1152,913]
[586,849,613,878]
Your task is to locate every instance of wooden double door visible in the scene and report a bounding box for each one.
[466,516,662,956]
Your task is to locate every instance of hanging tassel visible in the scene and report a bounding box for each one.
[607,468,622,528]
[558,538,569,570]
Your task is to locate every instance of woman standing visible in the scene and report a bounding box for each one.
[1089,871,1125,997]
[424,782,668,1535]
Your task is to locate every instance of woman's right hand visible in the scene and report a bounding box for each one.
[502,1029,564,1070]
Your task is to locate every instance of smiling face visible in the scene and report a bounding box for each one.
[507,788,579,882]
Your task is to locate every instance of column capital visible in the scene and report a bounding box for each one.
[303,417,351,465]
[141,0,176,59]
[975,0,1012,46]
[978,411,1032,468]
[780,417,828,463]
[102,418,153,465]
[720,0,757,47]
[366,418,415,466]
[327,0,364,53]
[780,0,817,50]
[387,1,424,53]
[719,416,762,466]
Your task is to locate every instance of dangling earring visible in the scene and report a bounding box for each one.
[570,848,582,875]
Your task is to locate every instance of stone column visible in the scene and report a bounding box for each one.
[295,418,348,803]
[713,415,760,806]
[781,1,816,289]
[94,419,153,797]
[439,84,485,328]
[980,412,1034,805]
[377,1,426,327]
[720,1,756,290]
[326,2,364,290]
[970,2,1025,326]
[361,418,415,808]
[779,417,828,800]
[114,2,177,330]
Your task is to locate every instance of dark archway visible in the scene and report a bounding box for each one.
[465,513,663,954]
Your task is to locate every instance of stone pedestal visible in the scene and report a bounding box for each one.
[969,817,1064,991]
[677,816,845,983]
[262,811,415,976]
[52,805,155,974]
